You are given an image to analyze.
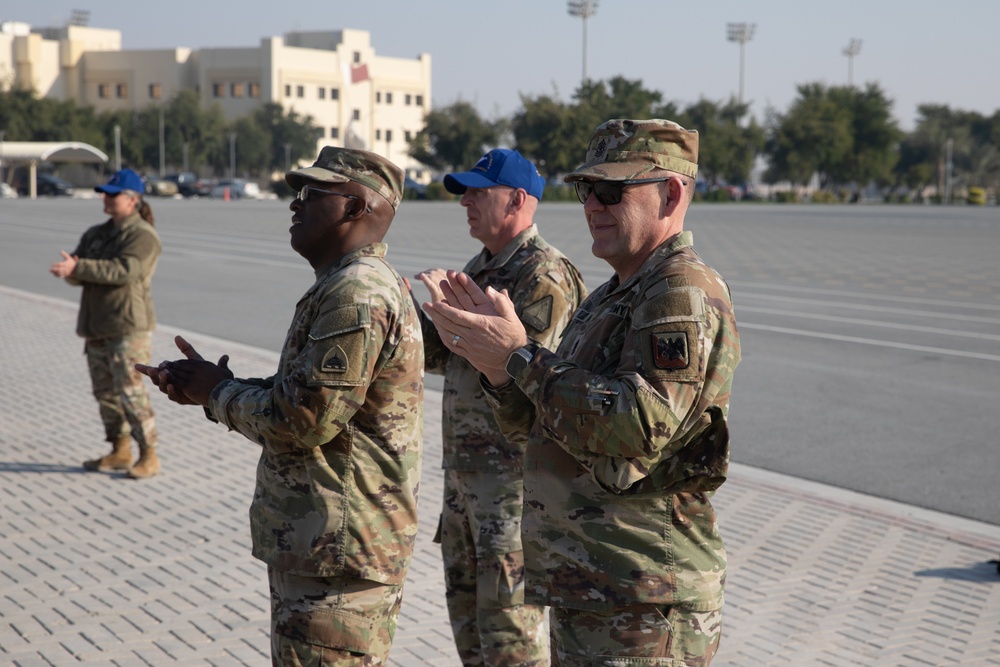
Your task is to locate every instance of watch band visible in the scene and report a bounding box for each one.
[505,343,539,380]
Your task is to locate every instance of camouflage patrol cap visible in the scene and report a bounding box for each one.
[286,146,404,210]
[563,118,699,182]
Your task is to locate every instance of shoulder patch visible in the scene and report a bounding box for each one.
[321,345,350,373]
[651,332,689,370]
[521,295,553,332]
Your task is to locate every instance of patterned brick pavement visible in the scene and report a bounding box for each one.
[1,286,997,667]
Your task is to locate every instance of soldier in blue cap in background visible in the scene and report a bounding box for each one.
[50,168,162,479]
[412,149,587,667]
[423,120,741,666]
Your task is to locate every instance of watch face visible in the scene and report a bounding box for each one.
[506,347,532,379]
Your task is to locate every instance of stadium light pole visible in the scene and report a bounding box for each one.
[726,22,756,105]
[567,1,599,85]
[229,133,237,179]
[843,38,862,86]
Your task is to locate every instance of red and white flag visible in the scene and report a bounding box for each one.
[351,64,369,84]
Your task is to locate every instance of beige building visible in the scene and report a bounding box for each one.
[0,22,431,180]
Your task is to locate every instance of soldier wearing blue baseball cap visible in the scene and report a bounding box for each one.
[50,167,162,479]
[414,149,587,666]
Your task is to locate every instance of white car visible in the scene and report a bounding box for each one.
[0,182,18,198]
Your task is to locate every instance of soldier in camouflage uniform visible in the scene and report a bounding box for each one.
[137,148,423,666]
[414,149,587,667]
[423,120,741,666]
[50,168,162,479]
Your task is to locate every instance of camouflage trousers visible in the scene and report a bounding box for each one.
[549,604,722,667]
[84,333,157,448]
[438,468,549,667]
[268,567,403,667]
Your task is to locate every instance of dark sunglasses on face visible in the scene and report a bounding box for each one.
[297,185,359,202]
[574,177,670,205]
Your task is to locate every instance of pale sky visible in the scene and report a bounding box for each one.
[4,0,998,131]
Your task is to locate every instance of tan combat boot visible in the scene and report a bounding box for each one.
[127,444,160,479]
[83,436,133,472]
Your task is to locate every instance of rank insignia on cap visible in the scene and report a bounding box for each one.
[651,332,689,370]
[322,346,349,373]
[522,295,553,332]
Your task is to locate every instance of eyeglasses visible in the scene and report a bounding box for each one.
[574,177,670,205]
[297,185,359,203]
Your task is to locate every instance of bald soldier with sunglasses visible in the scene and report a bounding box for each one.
[423,119,741,666]
[137,147,423,666]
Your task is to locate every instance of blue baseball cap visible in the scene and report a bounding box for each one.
[444,149,546,200]
[95,169,145,195]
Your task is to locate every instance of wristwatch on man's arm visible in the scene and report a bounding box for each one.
[505,342,541,380]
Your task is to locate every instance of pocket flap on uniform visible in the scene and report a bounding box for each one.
[309,303,371,340]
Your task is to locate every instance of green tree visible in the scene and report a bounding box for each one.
[250,102,321,174]
[679,97,763,187]
[825,84,900,186]
[511,94,579,179]
[408,101,501,171]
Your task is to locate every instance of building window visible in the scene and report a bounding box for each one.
[376,129,382,141]
[353,51,361,63]
[318,127,325,138]
[249,82,260,98]
[386,129,393,142]
[116,83,128,98]
[149,83,162,99]
[385,92,393,104]
[405,94,412,105]
[405,130,412,141]
[375,91,381,103]
[330,88,339,100]
[231,83,244,98]
[98,83,110,99]
[296,85,304,98]
[213,82,225,98]
[352,109,360,121]
[331,127,340,139]
[285,84,292,97]
[416,95,424,106]
[318,87,326,100]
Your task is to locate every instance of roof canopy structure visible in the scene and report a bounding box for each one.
[1,141,109,164]
[0,141,109,199]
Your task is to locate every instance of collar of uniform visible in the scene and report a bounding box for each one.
[467,224,539,275]
[311,242,388,280]
[606,230,694,295]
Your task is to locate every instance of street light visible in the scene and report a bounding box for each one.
[229,133,237,179]
[158,106,165,176]
[113,125,121,171]
[843,38,862,86]
[567,1,599,85]
[726,22,756,105]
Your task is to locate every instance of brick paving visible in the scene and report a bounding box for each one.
[1,285,998,666]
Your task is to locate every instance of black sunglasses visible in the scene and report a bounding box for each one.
[297,185,359,202]
[574,177,670,205]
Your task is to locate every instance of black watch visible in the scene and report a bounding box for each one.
[505,343,539,380]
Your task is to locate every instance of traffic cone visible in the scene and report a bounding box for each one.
[223,186,230,201]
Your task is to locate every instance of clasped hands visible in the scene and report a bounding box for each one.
[419,269,529,387]
[135,335,233,407]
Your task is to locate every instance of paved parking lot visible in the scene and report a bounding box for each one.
[1,286,998,666]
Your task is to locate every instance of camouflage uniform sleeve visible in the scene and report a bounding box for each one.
[71,227,160,286]
[207,291,388,451]
[515,284,737,494]
[511,258,585,350]
[417,306,451,375]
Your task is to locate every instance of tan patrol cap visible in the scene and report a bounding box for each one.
[564,118,699,182]
[286,146,404,210]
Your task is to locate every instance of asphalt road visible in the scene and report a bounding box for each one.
[2,196,998,524]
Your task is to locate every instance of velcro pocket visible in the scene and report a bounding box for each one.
[275,606,375,654]
[307,304,370,386]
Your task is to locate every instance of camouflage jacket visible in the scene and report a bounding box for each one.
[420,225,586,471]
[207,243,424,584]
[486,231,741,611]
[66,212,160,340]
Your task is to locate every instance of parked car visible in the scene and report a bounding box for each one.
[403,177,428,200]
[163,172,199,197]
[194,178,217,197]
[0,182,17,198]
[145,178,179,197]
[210,178,260,200]
[15,172,75,197]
